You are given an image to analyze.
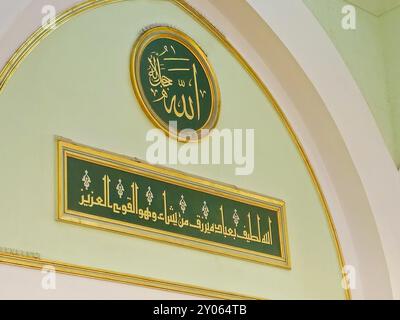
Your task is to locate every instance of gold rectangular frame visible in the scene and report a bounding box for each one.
[57,138,290,268]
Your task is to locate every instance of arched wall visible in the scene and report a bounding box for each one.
[245,0,400,299]
[0,0,397,299]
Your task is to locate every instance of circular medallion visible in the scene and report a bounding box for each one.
[131,26,220,141]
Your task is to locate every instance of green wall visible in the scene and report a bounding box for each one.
[381,6,400,165]
[0,0,345,299]
[304,0,400,167]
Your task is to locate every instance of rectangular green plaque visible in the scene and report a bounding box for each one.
[57,139,290,268]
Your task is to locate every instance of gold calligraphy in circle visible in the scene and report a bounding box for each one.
[131,26,220,141]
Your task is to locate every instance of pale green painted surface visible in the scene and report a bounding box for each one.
[348,0,400,16]
[304,0,400,167]
[0,0,345,299]
[381,6,400,167]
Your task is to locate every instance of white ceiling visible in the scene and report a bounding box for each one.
[347,0,400,16]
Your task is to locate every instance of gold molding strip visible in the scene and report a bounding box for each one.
[0,0,351,299]
[0,252,258,300]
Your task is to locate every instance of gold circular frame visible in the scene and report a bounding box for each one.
[130,26,221,142]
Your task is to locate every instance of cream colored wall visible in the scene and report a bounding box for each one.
[0,0,30,39]
[0,0,346,299]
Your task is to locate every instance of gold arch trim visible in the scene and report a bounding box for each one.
[0,0,351,300]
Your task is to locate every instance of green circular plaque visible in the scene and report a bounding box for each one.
[131,26,220,141]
